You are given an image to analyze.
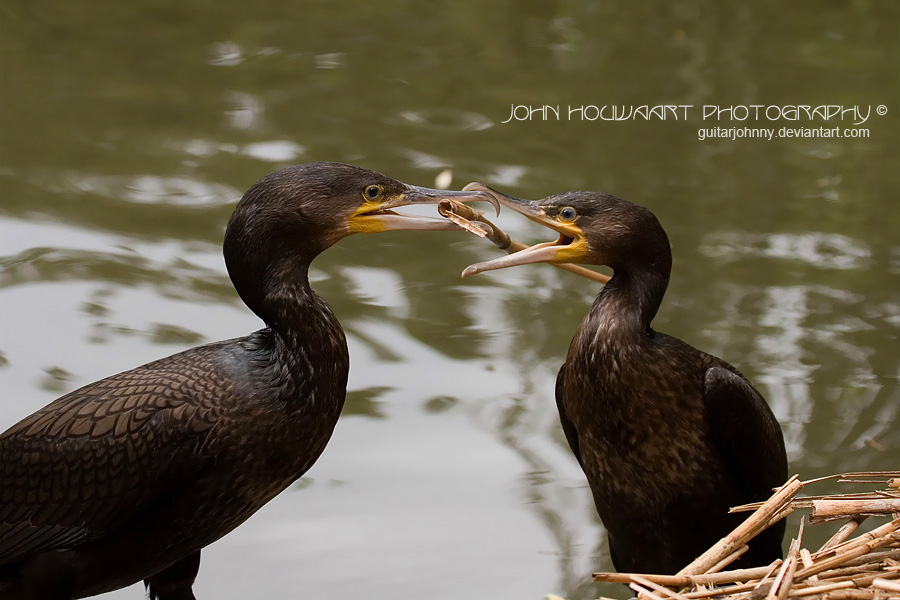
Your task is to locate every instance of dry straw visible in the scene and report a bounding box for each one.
[591,472,900,600]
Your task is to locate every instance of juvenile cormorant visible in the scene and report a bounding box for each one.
[461,186,788,575]
[0,162,496,600]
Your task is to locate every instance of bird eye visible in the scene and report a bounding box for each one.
[559,207,577,222]
[364,185,384,201]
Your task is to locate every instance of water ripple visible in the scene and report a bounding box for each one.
[241,141,305,162]
[226,92,264,130]
[69,174,241,206]
[485,164,528,187]
[180,139,305,163]
[209,41,244,67]
[314,52,346,69]
[699,231,871,269]
[388,108,493,132]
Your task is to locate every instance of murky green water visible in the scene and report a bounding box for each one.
[1,2,898,598]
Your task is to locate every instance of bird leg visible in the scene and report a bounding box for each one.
[144,550,200,600]
[437,197,610,284]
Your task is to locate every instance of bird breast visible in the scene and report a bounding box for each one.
[563,317,724,510]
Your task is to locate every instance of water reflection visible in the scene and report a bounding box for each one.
[74,173,241,206]
[700,231,871,270]
[225,92,265,131]
[180,139,306,163]
[388,108,494,132]
[0,0,898,598]
[1,244,231,302]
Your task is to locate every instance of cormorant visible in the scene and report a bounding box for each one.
[0,162,496,600]
[461,186,788,575]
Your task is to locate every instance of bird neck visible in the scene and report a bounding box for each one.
[256,277,350,414]
[267,279,338,344]
[590,264,670,337]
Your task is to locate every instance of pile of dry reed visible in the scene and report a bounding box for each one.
[593,471,900,600]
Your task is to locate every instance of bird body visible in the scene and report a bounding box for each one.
[0,162,493,599]
[463,187,788,574]
[3,324,347,596]
[560,293,784,573]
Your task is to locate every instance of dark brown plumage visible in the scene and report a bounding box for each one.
[0,162,493,600]
[463,188,788,575]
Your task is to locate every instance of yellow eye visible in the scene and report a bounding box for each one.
[559,206,577,222]
[364,185,384,202]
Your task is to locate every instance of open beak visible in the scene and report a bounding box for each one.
[348,184,499,234]
[458,183,589,277]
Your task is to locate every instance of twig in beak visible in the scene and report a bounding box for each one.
[438,202,490,238]
[438,199,610,284]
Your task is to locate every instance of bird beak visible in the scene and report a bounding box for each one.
[348,185,500,234]
[458,183,589,277]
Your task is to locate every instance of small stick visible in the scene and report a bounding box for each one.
[707,545,749,574]
[754,560,786,590]
[731,494,900,514]
[811,518,900,559]
[628,582,670,600]
[872,577,900,592]
[810,499,900,523]
[797,531,900,581]
[838,471,900,481]
[631,575,693,600]
[772,521,803,600]
[818,518,866,554]
[799,548,817,582]
[437,199,611,284]
[788,573,900,599]
[767,527,803,600]
[766,506,796,529]
[851,571,900,587]
[438,200,511,247]
[593,564,778,586]
[677,476,803,577]
[766,556,794,600]
[789,580,854,596]
[440,208,489,238]
[818,591,884,599]
[814,555,900,577]
[679,580,764,599]
[594,560,781,588]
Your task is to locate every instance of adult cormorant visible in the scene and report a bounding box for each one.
[461,186,788,575]
[0,162,496,600]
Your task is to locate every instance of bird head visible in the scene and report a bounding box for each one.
[224,162,497,320]
[459,184,670,278]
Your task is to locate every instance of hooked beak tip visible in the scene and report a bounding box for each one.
[462,182,501,216]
